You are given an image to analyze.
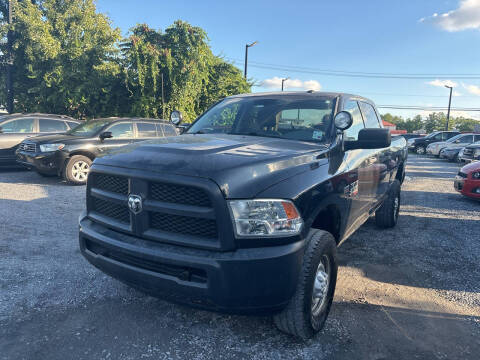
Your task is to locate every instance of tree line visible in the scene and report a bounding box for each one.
[0,0,250,121]
[382,112,480,133]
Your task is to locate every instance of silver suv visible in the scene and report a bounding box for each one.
[0,113,80,167]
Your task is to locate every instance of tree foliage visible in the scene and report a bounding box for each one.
[0,1,250,119]
[381,112,480,133]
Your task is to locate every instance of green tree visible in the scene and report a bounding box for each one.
[2,0,122,118]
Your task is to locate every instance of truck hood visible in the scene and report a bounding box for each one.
[95,134,328,198]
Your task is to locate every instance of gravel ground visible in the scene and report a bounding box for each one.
[1,155,479,360]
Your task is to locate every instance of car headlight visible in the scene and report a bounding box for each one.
[474,149,480,157]
[472,172,480,179]
[39,143,65,152]
[228,199,303,237]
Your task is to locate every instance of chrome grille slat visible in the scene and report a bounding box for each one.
[19,142,36,152]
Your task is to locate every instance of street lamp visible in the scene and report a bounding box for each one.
[281,77,289,91]
[244,41,258,79]
[445,85,453,130]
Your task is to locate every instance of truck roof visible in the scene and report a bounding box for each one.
[228,91,374,105]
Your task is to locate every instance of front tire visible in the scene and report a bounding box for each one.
[273,229,338,339]
[64,155,92,185]
[415,145,426,155]
[375,180,401,228]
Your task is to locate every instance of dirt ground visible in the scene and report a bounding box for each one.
[1,155,479,360]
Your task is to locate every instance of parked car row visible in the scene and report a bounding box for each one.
[1,113,179,185]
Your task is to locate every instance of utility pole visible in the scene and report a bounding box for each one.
[161,73,165,119]
[6,0,14,113]
[445,85,453,130]
[244,41,258,78]
[281,77,289,91]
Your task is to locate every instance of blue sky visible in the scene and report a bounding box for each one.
[96,0,480,120]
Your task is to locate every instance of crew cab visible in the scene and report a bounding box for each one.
[454,161,480,199]
[0,113,79,167]
[408,130,460,155]
[16,117,177,185]
[78,92,407,339]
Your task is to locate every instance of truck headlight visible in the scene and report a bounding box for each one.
[228,199,303,237]
[39,143,65,152]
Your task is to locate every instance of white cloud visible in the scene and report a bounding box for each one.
[260,77,321,91]
[427,79,458,88]
[462,82,480,95]
[420,0,480,31]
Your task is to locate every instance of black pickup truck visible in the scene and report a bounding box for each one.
[79,92,407,339]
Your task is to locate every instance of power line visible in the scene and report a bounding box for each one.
[228,58,480,80]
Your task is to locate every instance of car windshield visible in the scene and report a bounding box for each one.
[67,119,112,136]
[187,96,336,143]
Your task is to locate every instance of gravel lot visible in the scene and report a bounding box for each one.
[1,155,479,360]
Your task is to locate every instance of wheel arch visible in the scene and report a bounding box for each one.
[310,203,342,244]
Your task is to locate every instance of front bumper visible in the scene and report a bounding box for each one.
[454,177,480,199]
[79,213,305,314]
[440,150,459,160]
[15,150,67,175]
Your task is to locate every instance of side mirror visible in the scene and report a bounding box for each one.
[176,124,189,134]
[99,131,112,140]
[170,110,183,126]
[334,111,353,131]
[345,128,391,150]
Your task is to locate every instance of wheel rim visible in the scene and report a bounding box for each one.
[71,160,90,181]
[416,147,425,155]
[393,196,400,221]
[311,255,331,317]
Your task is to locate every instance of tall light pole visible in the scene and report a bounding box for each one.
[281,77,289,91]
[445,85,453,130]
[6,0,14,113]
[244,41,258,78]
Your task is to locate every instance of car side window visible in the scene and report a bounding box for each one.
[359,102,381,128]
[458,135,473,143]
[162,124,177,137]
[433,133,443,141]
[0,118,35,133]
[445,133,456,140]
[39,119,68,133]
[137,122,157,138]
[107,123,134,138]
[343,100,365,141]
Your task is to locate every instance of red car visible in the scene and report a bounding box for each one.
[454,161,480,199]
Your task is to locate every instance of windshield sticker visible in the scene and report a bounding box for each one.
[312,130,324,140]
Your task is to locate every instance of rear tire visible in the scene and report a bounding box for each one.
[64,155,92,185]
[375,180,401,228]
[273,229,338,339]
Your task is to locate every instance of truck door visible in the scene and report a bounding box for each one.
[340,100,372,232]
[358,101,390,208]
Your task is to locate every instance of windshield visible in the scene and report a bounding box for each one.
[67,119,112,136]
[187,96,336,143]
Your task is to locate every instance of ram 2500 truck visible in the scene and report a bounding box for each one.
[79,92,407,339]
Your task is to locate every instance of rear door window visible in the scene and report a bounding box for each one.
[66,121,80,129]
[137,122,158,138]
[458,135,473,144]
[162,124,177,137]
[359,102,381,128]
[39,119,68,133]
[1,118,35,133]
[444,132,457,140]
[107,122,134,138]
[343,101,365,141]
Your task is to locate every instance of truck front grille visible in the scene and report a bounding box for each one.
[94,174,129,194]
[150,182,211,207]
[92,197,130,224]
[457,171,468,178]
[150,212,217,238]
[87,171,228,250]
[18,142,36,152]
